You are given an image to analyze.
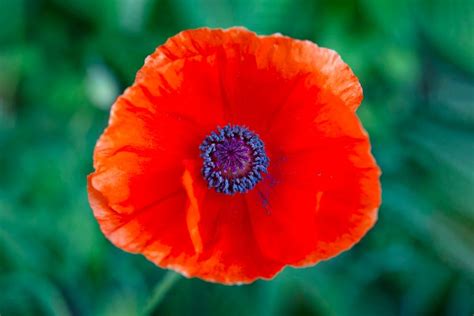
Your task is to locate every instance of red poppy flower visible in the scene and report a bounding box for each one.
[87,27,381,284]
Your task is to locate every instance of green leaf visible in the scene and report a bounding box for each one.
[419,0,474,74]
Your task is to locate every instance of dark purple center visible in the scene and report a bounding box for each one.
[199,125,269,194]
[213,138,252,178]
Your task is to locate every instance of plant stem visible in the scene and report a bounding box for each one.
[143,271,181,315]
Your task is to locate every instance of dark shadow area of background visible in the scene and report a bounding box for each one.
[0,0,473,315]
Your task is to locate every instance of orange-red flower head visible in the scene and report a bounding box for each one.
[87,27,381,284]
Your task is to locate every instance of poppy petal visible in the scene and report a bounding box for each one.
[246,181,319,263]
[136,46,229,130]
[139,28,361,131]
[171,160,283,284]
[90,86,205,214]
[88,175,193,257]
[248,95,380,265]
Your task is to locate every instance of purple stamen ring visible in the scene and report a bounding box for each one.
[199,125,269,194]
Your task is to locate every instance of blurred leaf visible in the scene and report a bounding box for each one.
[405,118,474,216]
[85,62,119,110]
[384,183,474,279]
[173,0,316,37]
[91,31,163,84]
[98,290,141,316]
[361,0,416,43]
[425,67,474,127]
[0,273,71,316]
[419,0,474,75]
[445,279,474,315]
[406,119,474,181]
[0,0,25,44]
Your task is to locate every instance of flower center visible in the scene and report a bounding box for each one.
[200,125,269,194]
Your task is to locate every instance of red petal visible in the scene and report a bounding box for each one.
[139,27,362,133]
[248,95,380,265]
[88,176,194,258]
[246,181,319,263]
[168,160,283,284]
[91,86,205,213]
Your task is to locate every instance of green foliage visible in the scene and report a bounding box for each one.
[1,0,473,315]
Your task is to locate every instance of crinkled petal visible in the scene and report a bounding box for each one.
[248,94,380,265]
[164,160,283,284]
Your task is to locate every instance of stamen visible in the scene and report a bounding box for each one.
[199,125,269,194]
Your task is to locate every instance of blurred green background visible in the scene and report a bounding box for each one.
[1,0,473,315]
